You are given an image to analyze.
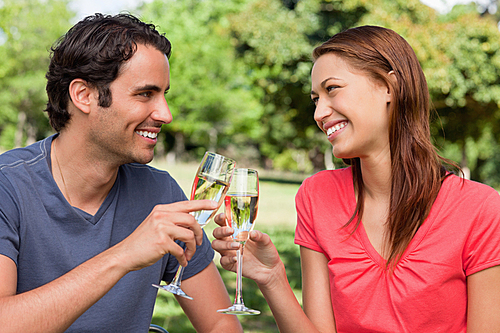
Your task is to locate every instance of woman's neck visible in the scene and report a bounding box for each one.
[359,149,392,201]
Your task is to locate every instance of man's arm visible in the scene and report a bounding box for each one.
[177,262,243,332]
[0,200,215,332]
[0,249,130,332]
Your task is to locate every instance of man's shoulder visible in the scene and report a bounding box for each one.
[119,163,185,198]
[0,137,51,171]
[120,163,174,181]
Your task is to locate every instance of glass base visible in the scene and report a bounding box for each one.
[217,304,261,315]
[152,284,193,300]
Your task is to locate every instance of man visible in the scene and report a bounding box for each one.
[0,13,242,332]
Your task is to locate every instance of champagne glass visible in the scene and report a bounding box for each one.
[218,168,260,315]
[153,151,235,300]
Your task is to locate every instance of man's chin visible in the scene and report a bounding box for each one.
[128,152,155,165]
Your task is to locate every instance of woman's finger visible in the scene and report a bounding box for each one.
[212,239,239,252]
[212,226,234,239]
[213,212,227,227]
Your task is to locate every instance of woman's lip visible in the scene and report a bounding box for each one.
[323,120,348,141]
[323,120,348,132]
[323,119,346,128]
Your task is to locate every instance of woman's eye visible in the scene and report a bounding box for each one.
[311,97,319,105]
[326,85,337,92]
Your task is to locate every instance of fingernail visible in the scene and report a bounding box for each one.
[231,242,240,249]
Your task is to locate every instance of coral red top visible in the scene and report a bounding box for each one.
[295,167,500,333]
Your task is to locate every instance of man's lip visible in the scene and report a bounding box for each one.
[135,127,161,133]
[135,128,160,141]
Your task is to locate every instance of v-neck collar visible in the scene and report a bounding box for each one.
[348,171,447,269]
[46,135,120,225]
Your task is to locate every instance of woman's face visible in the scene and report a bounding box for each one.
[310,53,392,161]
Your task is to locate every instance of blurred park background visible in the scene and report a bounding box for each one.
[3,0,500,331]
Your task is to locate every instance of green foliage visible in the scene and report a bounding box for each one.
[3,0,500,186]
[0,0,73,148]
[141,0,264,157]
[227,0,322,166]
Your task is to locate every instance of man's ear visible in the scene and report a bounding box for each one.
[68,79,94,114]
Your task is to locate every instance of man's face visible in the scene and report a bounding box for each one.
[87,43,172,165]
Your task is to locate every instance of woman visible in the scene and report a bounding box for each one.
[212,26,500,332]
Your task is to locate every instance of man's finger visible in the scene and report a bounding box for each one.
[168,240,188,267]
[158,199,219,214]
[154,210,204,245]
[172,227,199,261]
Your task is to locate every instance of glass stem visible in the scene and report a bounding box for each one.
[169,240,191,287]
[234,243,245,306]
[170,263,185,287]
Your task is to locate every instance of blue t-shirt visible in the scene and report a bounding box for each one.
[0,135,214,332]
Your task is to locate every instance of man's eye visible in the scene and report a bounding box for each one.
[139,92,152,97]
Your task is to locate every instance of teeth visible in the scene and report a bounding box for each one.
[136,131,158,139]
[326,122,347,136]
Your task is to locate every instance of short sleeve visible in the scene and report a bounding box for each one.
[294,178,326,254]
[0,170,21,265]
[463,189,500,276]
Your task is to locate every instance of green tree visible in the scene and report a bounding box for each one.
[222,0,330,172]
[0,0,73,149]
[426,4,500,182]
[141,0,264,163]
[137,0,500,185]
[230,0,500,184]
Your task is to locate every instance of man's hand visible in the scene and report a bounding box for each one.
[115,199,218,272]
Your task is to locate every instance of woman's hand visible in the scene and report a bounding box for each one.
[212,213,283,287]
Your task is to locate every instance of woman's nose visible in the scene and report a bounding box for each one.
[313,97,333,123]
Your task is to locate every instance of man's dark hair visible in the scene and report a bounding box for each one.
[44,13,172,132]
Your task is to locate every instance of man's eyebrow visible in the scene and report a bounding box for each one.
[134,84,162,92]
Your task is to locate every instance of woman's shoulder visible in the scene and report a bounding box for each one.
[443,173,499,197]
[438,174,500,213]
[303,167,352,186]
[298,167,353,199]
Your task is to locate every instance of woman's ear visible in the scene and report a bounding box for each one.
[68,79,94,114]
[385,70,397,103]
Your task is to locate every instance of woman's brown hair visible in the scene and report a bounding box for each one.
[313,26,456,269]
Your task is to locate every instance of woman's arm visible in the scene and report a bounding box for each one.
[467,265,500,332]
[212,214,336,332]
[300,247,337,331]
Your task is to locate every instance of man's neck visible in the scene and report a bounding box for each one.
[51,132,119,215]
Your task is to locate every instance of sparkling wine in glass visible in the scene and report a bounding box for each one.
[153,151,235,300]
[218,168,260,315]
